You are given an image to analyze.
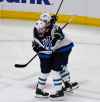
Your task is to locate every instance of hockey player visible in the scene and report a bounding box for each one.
[40,13,79,92]
[32,20,64,100]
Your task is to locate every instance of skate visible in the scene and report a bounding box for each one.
[63,81,79,92]
[49,89,64,101]
[35,87,49,98]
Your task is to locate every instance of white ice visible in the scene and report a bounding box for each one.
[0,19,100,102]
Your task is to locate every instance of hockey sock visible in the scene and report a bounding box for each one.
[37,73,48,90]
[53,71,62,91]
[60,65,70,82]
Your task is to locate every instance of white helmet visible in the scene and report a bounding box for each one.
[34,20,46,33]
[40,13,51,23]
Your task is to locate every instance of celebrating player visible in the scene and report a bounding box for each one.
[32,19,64,100]
[40,13,79,92]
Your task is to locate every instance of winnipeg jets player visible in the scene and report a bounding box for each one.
[32,20,64,100]
[40,13,79,92]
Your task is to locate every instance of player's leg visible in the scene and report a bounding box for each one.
[35,73,49,98]
[59,45,79,91]
[58,46,73,91]
[49,54,65,100]
[54,43,79,91]
[49,71,64,100]
[61,65,79,91]
[35,51,52,97]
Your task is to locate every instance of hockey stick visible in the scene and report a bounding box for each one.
[14,54,37,68]
[55,0,64,16]
[14,0,64,68]
[14,16,75,68]
[61,15,76,29]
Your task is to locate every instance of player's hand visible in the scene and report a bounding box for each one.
[32,41,39,52]
[50,15,57,24]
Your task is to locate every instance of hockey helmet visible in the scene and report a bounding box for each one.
[40,13,51,24]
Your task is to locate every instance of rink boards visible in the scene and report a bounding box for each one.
[0,0,100,26]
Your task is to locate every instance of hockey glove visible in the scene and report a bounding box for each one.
[32,41,46,53]
[50,15,57,24]
[54,27,64,40]
[52,27,64,46]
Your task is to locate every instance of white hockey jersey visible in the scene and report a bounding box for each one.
[50,24,73,51]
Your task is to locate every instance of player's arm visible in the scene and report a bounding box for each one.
[32,28,46,53]
[52,26,65,46]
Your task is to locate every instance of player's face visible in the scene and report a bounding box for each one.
[39,27,46,33]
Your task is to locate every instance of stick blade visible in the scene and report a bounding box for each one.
[14,64,27,68]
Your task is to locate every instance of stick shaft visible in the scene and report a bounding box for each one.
[15,54,37,68]
[26,54,37,65]
[61,15,76,29]
[55,0,64,16]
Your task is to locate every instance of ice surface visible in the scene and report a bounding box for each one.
[0,19,100,102]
